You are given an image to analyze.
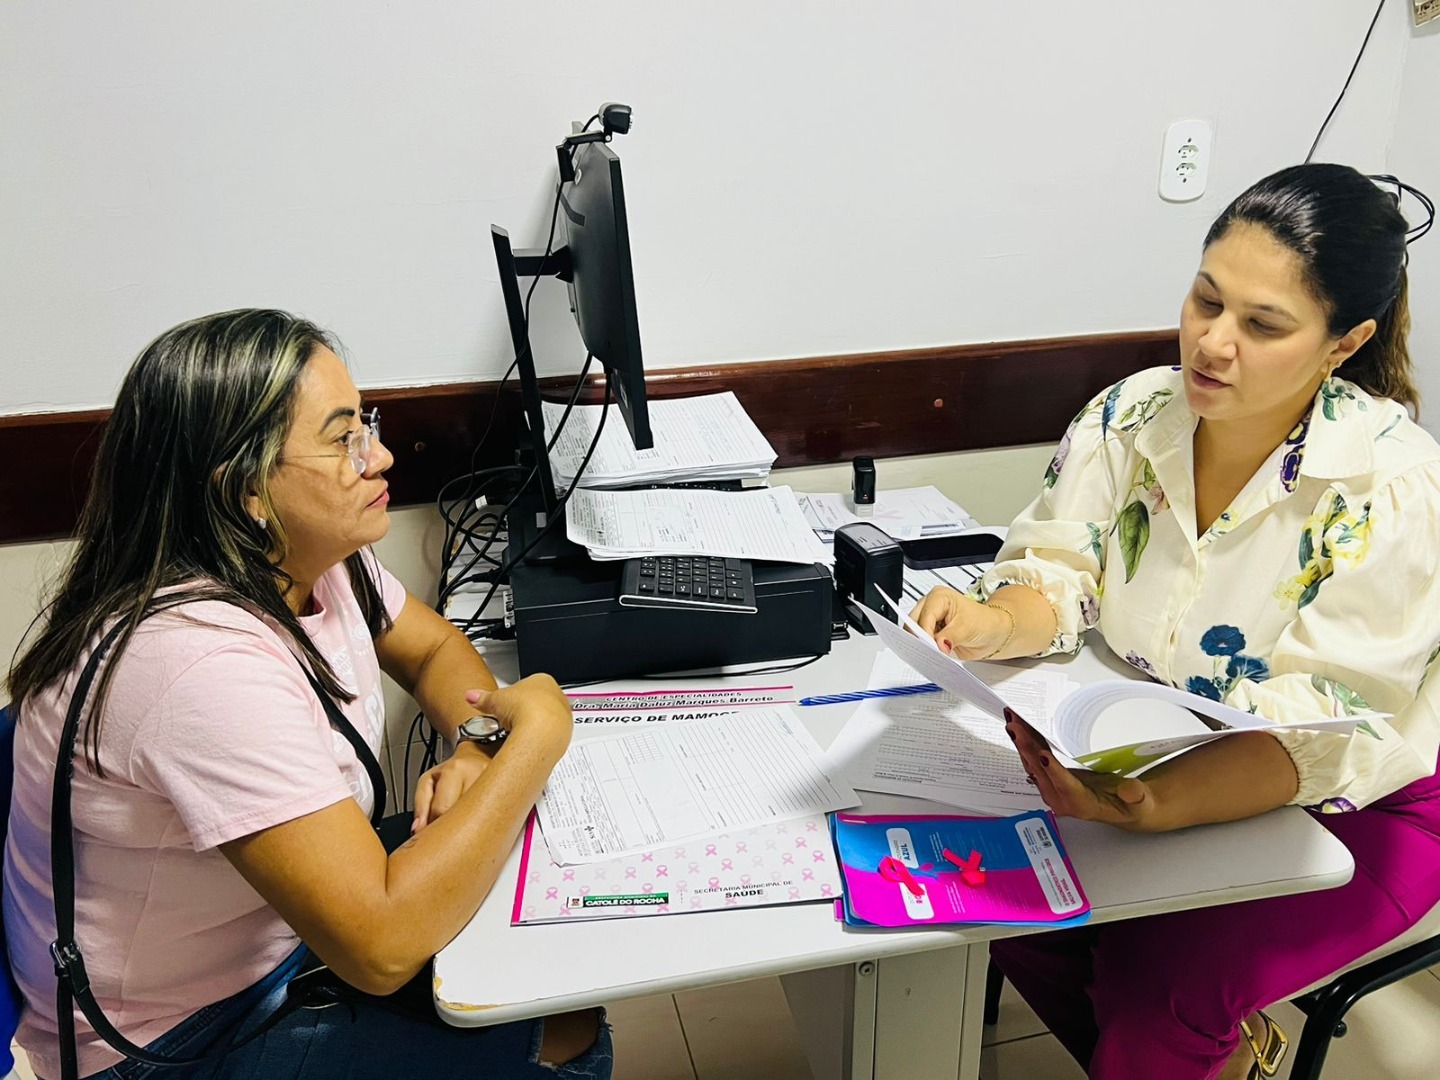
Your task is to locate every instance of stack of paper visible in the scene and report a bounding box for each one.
[564,485,829,564]
[799,486,977,542]
[544,391,777,491]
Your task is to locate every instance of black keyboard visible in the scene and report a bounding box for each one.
[619,556,758,614]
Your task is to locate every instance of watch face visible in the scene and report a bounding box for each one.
[460,715,507,744]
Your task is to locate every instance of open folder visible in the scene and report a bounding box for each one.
[859,594,1385,775]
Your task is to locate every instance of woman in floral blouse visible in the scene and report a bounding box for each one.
[915,164,1440,1080]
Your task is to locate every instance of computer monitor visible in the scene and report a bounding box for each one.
[490,107,652,558]
[560,140,652,452]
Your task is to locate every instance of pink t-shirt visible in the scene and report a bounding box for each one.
[2,555,407,1078]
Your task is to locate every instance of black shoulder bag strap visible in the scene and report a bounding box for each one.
[51,609,389,1080]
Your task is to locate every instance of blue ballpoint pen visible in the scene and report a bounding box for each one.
[798,683,943,707]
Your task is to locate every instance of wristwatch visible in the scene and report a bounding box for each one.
[456,714,509,747]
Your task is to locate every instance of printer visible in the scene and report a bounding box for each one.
[509,555,834,684]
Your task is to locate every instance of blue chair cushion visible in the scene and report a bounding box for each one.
[1,703,23,1071]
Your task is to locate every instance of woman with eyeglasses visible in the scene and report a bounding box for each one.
[2,310,610,1079]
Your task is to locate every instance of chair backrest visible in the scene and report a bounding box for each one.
[1,704,22,1073]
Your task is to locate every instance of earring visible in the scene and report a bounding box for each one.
[256,517,267,530]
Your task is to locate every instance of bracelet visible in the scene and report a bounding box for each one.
[977,604,1017,661]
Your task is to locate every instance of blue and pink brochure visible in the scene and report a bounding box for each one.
[830,811,1091,929]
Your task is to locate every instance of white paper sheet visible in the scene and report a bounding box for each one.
[858,594,1011,719]
[860,596,1387,775]
[564,485,827,563]
[536,706,859,864]
[544,391,776,489]
[825,651,1068,814]
[1044,680,1385,773]
[798,486,975,540]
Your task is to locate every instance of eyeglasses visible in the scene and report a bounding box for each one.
[284,409,381,475]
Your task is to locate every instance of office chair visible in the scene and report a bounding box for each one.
[982,916,1440,1079]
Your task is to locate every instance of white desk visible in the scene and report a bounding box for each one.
[433,628,1354,1080]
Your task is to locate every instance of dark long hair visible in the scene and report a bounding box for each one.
[1204,163,1417,413]
[7,309,392,769]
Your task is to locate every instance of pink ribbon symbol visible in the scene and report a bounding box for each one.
[812,851,826,862]
[801,868,815,881]
[580,886,592,896]
[673,849,686,858]
[734,842,748,853]
[545,887,559,900]
[642,883,654,893]
[594,868,607,879]
[765,839,777,850]
[943,848,987,888]
[708,876,721,889]
[721,858,733,871]
[691,898,704,909]
[641,852,654,862]
[656,865,669,877]
[624,867,637,879]
[781,853,794,865]
[752,855,764,867]
[820,884,834,897]
[562,869,575,882]
[740,874,752,886]
[794,837,807,849]
[705,844,718,857]
[528,870,541,883]
[878,856,925,897]
[806,821,819,832]
[788,887,801,899]
[688,862,700,874]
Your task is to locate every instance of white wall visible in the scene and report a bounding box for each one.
[1389,17,1440,433]
[0,0,1419,413]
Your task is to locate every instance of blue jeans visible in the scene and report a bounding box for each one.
[87,946,612,1080]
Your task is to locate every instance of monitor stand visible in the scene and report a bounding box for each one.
[506,487,588,564]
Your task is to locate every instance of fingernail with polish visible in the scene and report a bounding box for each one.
[1040,755,1051,768]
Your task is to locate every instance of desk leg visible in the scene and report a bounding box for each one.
[781,944,988,1080]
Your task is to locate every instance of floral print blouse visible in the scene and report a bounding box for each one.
[977,365,1440,811]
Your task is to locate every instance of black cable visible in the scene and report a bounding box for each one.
[1305,0,1387,164]
[1370,174,1437,246]
[460,377,613,638]
[440,353,598,612]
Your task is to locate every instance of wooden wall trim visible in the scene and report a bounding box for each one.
[0,329,1177,544]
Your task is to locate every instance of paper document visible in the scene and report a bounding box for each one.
[512,813,841,924]
[858,596,1386,774]
[535,706,859,864]
[565,485,827,563]
[544,391,777,490]
[826,651,1062,814]
[799,486,977,541]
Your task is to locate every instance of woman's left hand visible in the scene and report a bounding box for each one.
[1005,708,1165,832]
[412,741,492,833]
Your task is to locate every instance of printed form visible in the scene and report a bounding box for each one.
[826,650,1067,815]
[543,391,776,488]
[565,485,826,563]
[536,706,859,864]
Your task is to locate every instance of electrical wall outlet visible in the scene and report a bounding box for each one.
[1415,1,1439,27]
[1159,119,1212,203]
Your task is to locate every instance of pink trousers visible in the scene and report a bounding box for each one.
[990,768,1440,1080]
